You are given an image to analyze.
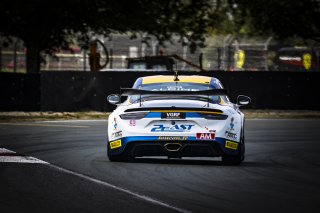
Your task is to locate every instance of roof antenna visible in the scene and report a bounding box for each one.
[174,70,180,82]
[173,63,179,81]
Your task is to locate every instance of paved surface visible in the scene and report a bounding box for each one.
[1,119,320,213]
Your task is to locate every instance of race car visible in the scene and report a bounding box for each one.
[107,74,251,164]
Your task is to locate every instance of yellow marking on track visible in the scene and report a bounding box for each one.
[0,123,89,128]
[151,110,222,115]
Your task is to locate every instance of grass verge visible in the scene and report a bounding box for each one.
[243,110,320,119]
[1,110,320,122]
[0,111,109,122]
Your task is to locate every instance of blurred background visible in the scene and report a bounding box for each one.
[1,34,319,72]
[1,0,320,112]
[1,0,319,73]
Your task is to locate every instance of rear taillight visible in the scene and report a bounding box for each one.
[200,113,228,120]
[119,112,148,120]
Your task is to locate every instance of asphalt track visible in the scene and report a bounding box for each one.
[1,119,320,213]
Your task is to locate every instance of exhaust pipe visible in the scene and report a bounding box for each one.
[164,143,182,152]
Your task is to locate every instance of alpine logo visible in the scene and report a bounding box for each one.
[129,120,136,126]
[196,133,215,140]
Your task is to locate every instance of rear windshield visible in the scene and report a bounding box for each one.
[129,82,228,104]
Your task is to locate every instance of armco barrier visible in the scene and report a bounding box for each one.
[1,71,320,111]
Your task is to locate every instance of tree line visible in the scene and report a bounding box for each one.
[1,0,319,73]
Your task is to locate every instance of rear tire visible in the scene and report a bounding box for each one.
[222,137,245,165]
[107,142,132,162]
[106,123,129,162]
[108,153,128,162]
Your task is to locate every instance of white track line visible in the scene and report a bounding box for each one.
[0,156,49,163]
[49,164,191,213]
[0,148,15,154]
[1,147,190,213]
[0,148,49,164]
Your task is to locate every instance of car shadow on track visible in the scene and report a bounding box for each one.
[122,157,250,166]
[115,157,263,167]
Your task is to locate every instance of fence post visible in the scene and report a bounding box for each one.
[13,40,18,73]
[223,34,234,71]
[110,48,113,69]
[227,45,232,71]
[233,40,239,71]
[217,47,221,70]
[264,37,273,71]
[83,48,87,71]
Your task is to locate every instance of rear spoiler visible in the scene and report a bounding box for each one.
[120,88,228,96]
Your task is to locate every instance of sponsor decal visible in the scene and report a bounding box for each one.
[158,136,188,141]
[225,130,237,140]
[112,117,118,130]
[152,86,199,92]
[151,124,194,132]
[161,112,186,119]
[229,117,235,131]
[110,140,122,149]
[196,133,215,140]
[129,120,136,126]
[112,131,122,138]
[205,127,216,133]
[225,140,238,150]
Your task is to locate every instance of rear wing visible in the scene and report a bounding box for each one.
[120,88,228,96]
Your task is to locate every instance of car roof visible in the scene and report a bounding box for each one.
[141,75,213,85]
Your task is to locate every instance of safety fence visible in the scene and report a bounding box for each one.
[1,35,319,73]
[1,71,319,111]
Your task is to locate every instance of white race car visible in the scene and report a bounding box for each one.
[107,74,251,164]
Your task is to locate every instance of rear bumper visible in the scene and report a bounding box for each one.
[108,136,239,157]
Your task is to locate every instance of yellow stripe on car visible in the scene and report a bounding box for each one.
[142,75,211,84]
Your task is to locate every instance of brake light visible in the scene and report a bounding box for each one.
[200,114,228,120]
[119,112,148,120]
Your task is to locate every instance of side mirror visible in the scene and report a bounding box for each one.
[107,94,120,105]
[237,95,251,106]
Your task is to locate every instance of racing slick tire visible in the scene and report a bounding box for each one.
[106,124,131,162]
[107,145,131,162]
[107,153,128,162]
[222,136,245,165]
[108,150,129,162]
